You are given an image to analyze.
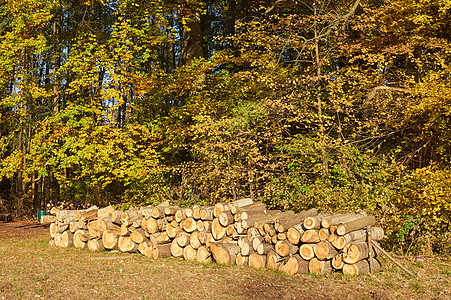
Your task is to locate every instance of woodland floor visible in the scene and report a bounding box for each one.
[0,221,450,300]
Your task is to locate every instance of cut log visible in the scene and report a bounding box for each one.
[247,227,261,241]
[61,230,74,247]
[279,254,309,275]
[275,240,299,257]
[332,253,345,270]
[146,217,160,234]
[301,230,320,243]
[252,236,264,251]
[69,221,80,233]
[241,239,255,256]
[40,215,55,225]
[73,230,88,249]
[321,213,359,228]
[98,205,115,220]
[277,232,287,241]
[218,210,234,227]
[211,218,227,240]
[343,242,370,264]
[175,209,187,223]
[152,244,172,259]
[275,208,317,233]
[331,230,366,249]
[88,238,105,252]
[256,243,274,255]
[56,210,79,223]
[141,206,154,219]
[190,231,202,249]
[171,239,183,257]
[183,245,197,261]
[102,228,121,250]
[202,221,212,232]
[210,242,238,265]
[231,201,265,215]
[266,250,283,271]
[156,232,170,244]
[152,206,166,219]
[200,208,214,221]
[287,224,305,245]
[226,225,238,238]
[213,203,231,218]
[303,216,322,230]
[343,260,372,276]
[138,241,153,257]
[249,253,266,269]
[336,216,376,236]
[166,224,182,239]
[111,210,123,225]
[120,223,130,236]
[196,246,212,263]
[181,218,197,233]
[235,254,249,266]
[118,236,138,253]
[176,231,191,247]
[54,233,62,247]
[130,228,147,244]
[87,219,105,237]
[308,258,332,274]
[314,241,338,261]
[50,222,69,238]
[164,205,179,216]
[319,228,330,241]
[299,244,316,260]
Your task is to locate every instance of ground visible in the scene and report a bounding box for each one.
[0,221,450,299]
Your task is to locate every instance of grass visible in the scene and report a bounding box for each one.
[0,235,450,299]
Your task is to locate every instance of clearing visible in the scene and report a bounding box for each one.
[0,221,450,299]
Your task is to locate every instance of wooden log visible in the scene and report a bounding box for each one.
[111,210,123,225]
[102,227,121,250]
[200,208,214,221]
[321,213,365,228]
[213,203,231,218]
[183,245,197,261]
[175,209,187,223]
[247,227,260,241]
[319,228,330,241]
[230,201,265,215]
[226,224,238,238]
[87,219,105,238]
[235,254,249,266]
[152,206,166,219]
[256,243,273,255]
[275,208,318,233]
[40,215,54,225]
[252,236,264,251]
[202,221,212,233]
[343,260,372,276]
[277,232,287,241]
[331,253,345,270]
[164,205,179,216]
[279,254,309,275]
[266,250,283,271]
[166,224,182,239]
[241,239,255,256]
[118,236,138,253]
[299,244,316,260]
[61,230,74,247]
[343,242,369,264]
[249,253,266,269]
[303,215,323,230]
[49,207,60,215]
[138,241,153,257]
[196,246,212,263]
[176,231,191,247]
[211,218,227,240]
[218,210,234,227]
[50,222,69,238]
[101,216,119,230]
[69,221,80,233]
[171,239,183,257]
[54,233,62,247]
[87,238,105,252]
[152,244,172,259]
[301,230,320,243]
[146,217,159,234]
[120,223,130,236]
[190,231,202,249]
[287,224,305,245]
[56,210,79,223]
[156,232,170,244]
[336,216,376,236]
[181,218,197,233]
[210,242,238,265]
[75,207,98,222]
[332,230,366,249]
[314,241,338,261]
[309,258,332,274]
[130,228,147,244]
[73,230,87,249]
[230,198,254,211]
[275,240,299,257]
[98,205,115,220]
[141,206,154,219]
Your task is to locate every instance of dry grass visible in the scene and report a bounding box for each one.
[0,235,450,300]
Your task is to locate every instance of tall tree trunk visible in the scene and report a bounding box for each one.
[181,11,203,65]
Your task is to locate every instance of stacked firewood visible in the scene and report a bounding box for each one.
[47,199,384,276]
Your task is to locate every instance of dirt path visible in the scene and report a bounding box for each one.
[0,221,49,239]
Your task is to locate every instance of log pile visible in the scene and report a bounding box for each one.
[46,199,385,276]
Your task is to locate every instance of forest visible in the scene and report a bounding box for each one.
[0,0,450,254]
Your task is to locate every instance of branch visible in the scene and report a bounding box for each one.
[367,86,412,100]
